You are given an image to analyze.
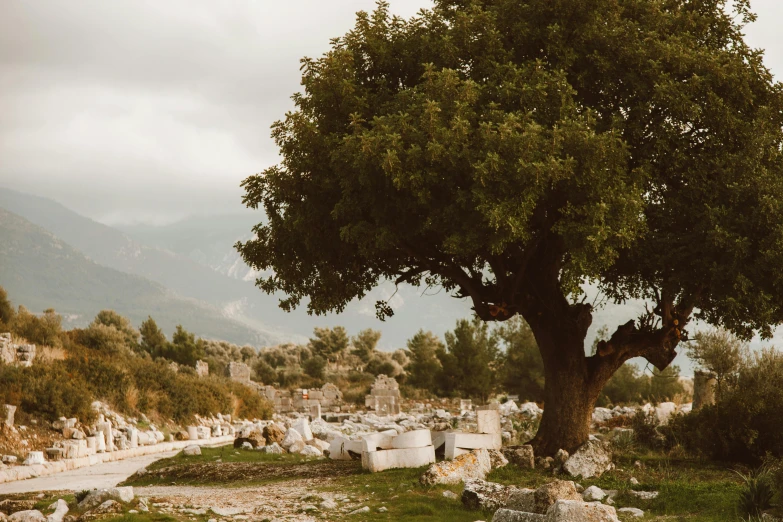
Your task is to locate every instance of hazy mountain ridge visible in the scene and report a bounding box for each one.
[0,207,283,345]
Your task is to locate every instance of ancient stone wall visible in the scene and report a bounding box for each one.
[366,375,401,415]
[226,361,252,383]
[195,360,209,377]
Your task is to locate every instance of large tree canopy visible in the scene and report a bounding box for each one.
[239,0,783,453]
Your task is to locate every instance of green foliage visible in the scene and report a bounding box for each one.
[351,328,381,363]
[735,468,774,519]
[77,323,130,356]
[630,410,663,450]
[497,316,544,402]
[139,316,167,357]
[405,330,444,391]
[0,285,15,329]
[599,364,685,406]
[92,310,140,347]
[302,354,327,380]
[669,348,783,464]
[253,359,277,384]
[688,329,746,398]
[11,306,63,347]
[438,318,500,401]
[308,326,349,363]
[365,356,396,377]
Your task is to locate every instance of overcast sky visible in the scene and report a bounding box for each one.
[1,0,782,225]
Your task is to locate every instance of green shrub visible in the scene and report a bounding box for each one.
[11,306,63,347]
[736,467,774,518]
[303,355,326,379]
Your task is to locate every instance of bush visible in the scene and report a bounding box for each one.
[736,467,774,519]
[668,348,783,464]
[303,355,326,379]
[11,306,63,347]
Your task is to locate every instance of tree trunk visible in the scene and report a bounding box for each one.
[527,324,608,456]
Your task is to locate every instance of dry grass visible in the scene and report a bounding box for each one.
[35,345,67,362]
[125,385,140,411]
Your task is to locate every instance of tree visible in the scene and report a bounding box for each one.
[405,330,444,392]
[12,306,62,348]
[166,325,204,367]
[498,316,544,402]
[237,1,783,454]
[351,328,381,363]
[302,354,327,379]
[688,329,746,399]
[139,317,167,358]
[309,326,349,364]
[438,318,500,401]
[0,286,15,329]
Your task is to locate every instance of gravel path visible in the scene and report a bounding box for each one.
[0,451,178,494]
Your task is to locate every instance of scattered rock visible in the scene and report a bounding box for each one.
[504,488,536,512]
[281,428,304,450]
[629,490,659,500]
[582,485,606,502]
[319,499,337,510]
[533,480,582,514]
[545,499,619,521]
[348,506,370,515]
[562,440,613,478]
[503,445,535,469]
[488,449,509,469]
[442,491,459,500]
[182,445,201,456]
[618,507,644,518]
[78,487,134,510]
[553,449,569,470]
[462,480,513,511]
[262,443,283,454]
[377,507,388,512]
[420,449,492,486]
[300,445,322,457]
[629,477,639,485]
[263,423,285,445]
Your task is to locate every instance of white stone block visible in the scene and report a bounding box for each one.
[23,451,45,465]
[292,418,313,441]
[360,430,396,452]
[96,432,106,453]
[328,437,363,460]
[363,446,436,472]
[391,429,432,449]
[187,426,198,440]
[477,409,501,435]
[445,432,501,460]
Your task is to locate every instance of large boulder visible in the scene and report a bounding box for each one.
[263,423,286,445]
[281,428,303,450]
[420,448,492,486]
[461,480,515,511]
[234,426,265,449]
[544,500,619,521]
[505,489,536,512]
[533,480,582,514]
[503,445,535,469]
[8,512,45,522]
[488,449,509,469]
[562,440,613,478]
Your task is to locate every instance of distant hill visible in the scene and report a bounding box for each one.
[118,213,259,282]
[0,207,282,345]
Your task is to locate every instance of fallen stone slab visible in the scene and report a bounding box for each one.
[182,445,201,456]
[391,429,432,449]
[78,487,134,510]
[363,446,435,472]
[445,432,502,459]
[327,437,363,461]
[8,511,45,522]
[491,509,545,522]
[420,448,491,485]
[45,499,68,522]
[618,507,644,518]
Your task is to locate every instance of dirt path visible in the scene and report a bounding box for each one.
[137,478,359,521]
[0,450,178,494]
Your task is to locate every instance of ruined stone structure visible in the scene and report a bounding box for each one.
[693,370,717,410]
[366,375,401,415]
[226,361,252,384]
[265,383,343,413]
[3,405,15,427]
[0,333,36,367]
[195,360,209,377]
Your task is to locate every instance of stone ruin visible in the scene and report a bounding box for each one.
[195,360,209,377]
[264,383,343,413]
[226,361,252,384]
[693,370,717,410]
[3,404,15,427]
[0,333,36,367]
[365,374,401,415]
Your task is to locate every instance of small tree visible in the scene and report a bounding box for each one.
[688,329,746,399]
[12,306,62,348]
[91,310,139,347]
[303,354,327,379]
[166,325,204,367]
[351,328,381,363]
[309,326,349,364]
[139,316,167,358]
[498,316,544,402]
[405,330,444,392]
[0,286,15,329]
[439,318,500,402]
